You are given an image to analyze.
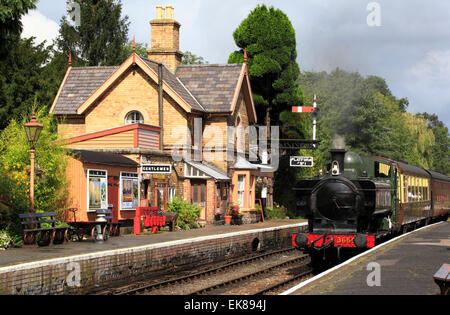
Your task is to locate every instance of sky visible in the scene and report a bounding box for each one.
[21,0,450,129]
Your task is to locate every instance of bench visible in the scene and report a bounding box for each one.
[433,264,450,295]
[161,212,179,231]
[19,212,69,248]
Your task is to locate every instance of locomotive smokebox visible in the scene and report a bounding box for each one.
[330,149,347,176]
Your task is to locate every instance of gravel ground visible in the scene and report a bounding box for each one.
[142,251,308,295]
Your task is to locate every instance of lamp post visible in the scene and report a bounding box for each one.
[24,113,43,213]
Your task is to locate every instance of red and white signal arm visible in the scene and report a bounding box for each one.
[290,156,314,167]
[292,107,315,113]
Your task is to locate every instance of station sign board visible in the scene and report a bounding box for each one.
[290,156,314,168]
[141,164,172,174]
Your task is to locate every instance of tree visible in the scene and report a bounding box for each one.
[182,51,208,65]
[297,68,437,170]
[419,113,450,175]
[0,36,61,130]
[0,108,69,240]
[56,0,130,66]
[120,40,147,61]
[0,0,37,57]
[228,4,303,128]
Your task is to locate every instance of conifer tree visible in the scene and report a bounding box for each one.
[228,5,303,128]
[56,0,130,66]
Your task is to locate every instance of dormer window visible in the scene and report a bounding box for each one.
[125,111,144,125]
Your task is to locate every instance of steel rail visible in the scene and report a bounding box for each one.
[188,254,310,295]
[107,248,298,295]
[252,269,314,295]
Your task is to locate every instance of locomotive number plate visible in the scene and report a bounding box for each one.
[335,235,356,246]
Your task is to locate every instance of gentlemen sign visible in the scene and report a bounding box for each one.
[141,164,172,174]
[290,156,314,167]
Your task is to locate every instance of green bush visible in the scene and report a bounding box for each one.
[264,204,287,220]
[0,229,13,250]
[167,197,201,230]
[0,109,69,239]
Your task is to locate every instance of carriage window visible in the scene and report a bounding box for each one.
[403,175,407,203]
[125,111,144,125]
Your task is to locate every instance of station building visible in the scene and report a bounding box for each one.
[51,6,275,226]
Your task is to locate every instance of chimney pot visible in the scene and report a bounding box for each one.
[156,5,165,19]
[166,5,174,19]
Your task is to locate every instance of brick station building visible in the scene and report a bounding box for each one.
[51,6,274,226]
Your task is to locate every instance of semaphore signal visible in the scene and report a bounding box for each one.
[292,95,320,141]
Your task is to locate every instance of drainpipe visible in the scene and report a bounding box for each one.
[158,63,164,151]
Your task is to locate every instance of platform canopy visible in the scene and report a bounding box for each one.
[70,149,138,167]
[184,160,230,181]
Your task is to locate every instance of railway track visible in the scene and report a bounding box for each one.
[102,247,305,295]
[188,254,312,295]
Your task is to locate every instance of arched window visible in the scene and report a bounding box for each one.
[125,111,144,125]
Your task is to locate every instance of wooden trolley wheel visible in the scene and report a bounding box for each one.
[64,229,69,243]
[41,231,51,245]
[91,226,98,242]
[102,225,109,241]
[108,224,114,237]
[54,230,62,243]
[24,233,35,245]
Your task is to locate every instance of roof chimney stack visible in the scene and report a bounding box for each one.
[147,5,183,72]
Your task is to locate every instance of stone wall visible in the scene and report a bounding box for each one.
[0,223,305,295]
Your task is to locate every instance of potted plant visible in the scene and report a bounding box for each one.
[224,209,232,225]
[230,204,243,225]
[224,204,238,225]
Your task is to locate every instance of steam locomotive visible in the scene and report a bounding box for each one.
[292,149,450,263]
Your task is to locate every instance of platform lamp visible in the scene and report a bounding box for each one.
[24,113,43,213]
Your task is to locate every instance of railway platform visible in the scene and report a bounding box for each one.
[0,219,307,294]
[284,221,450,295]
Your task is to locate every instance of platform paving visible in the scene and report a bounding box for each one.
[0,219,306,268]
[289,221,449,295]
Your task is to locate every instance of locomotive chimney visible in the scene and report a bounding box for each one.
[330,149,346,176]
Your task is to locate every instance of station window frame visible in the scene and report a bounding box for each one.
[125,111,144,125]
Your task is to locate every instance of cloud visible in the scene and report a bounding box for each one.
[410,50,450,84]
[21,10,59,47]
[406,50,450,122]
[29,0,450,128]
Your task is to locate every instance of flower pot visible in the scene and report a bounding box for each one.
[224,215,232,225]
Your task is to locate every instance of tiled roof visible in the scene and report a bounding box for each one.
[51,57,244,115]
[140,58,205,112]
[176,64,243,113]
[53,67,119,115]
